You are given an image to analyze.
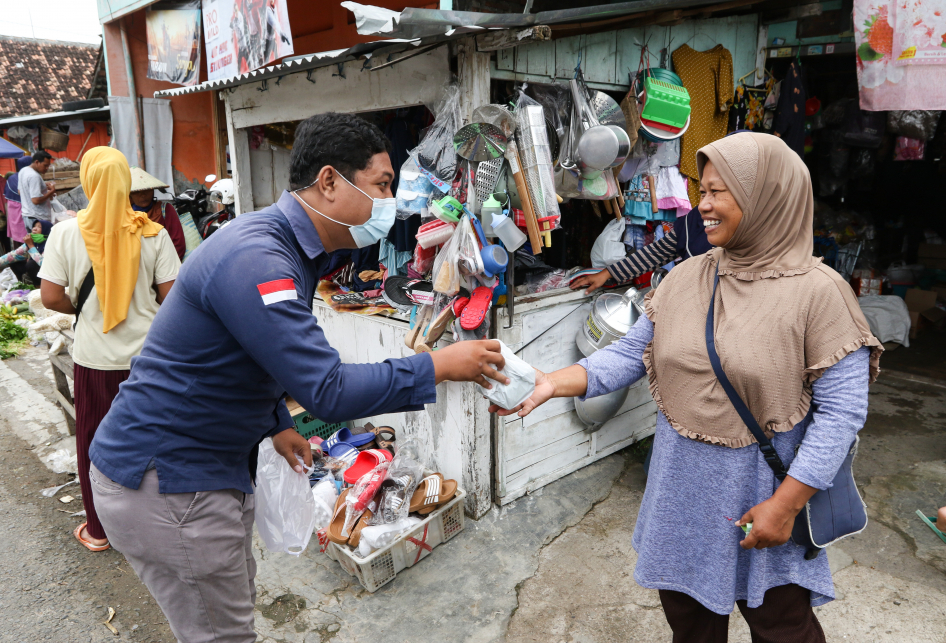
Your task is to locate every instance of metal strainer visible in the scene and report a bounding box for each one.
[453,123,507,162]
[472,105,518,139]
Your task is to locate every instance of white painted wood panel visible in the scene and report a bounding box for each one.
[225,49,452,130]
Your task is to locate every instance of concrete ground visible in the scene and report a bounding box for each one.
[0,343,944,642]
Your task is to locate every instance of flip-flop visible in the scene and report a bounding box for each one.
[405,305,433,351]
[327,489,353,545]
[328,443,359,467]
[74,522,110,552]
[409,473,458,515]
[459,286,492,330]
[349,509,373,548]
[351,423,381,451]
[916,510,946,545]
[325,427,375,450]
[375,426,396,453]
[343,449,393,485]
[417,303,456,352]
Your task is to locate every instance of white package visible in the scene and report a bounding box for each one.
[476,340,536,410]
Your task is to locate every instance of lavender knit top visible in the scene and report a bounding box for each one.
[578,314,870,614]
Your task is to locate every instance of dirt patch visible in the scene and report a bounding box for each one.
[259,592,307,626]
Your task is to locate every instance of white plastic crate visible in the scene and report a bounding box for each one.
[325,488,466,592]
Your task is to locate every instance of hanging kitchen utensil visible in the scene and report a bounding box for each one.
[473,157,504,215]
[472,105,517,139]
[567,78,630,177]
[589,91,626,130]
[545,117,560,165]
[453,123,507,162]
[514,94,561,228]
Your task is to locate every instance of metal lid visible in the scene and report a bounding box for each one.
[592,287,644,338]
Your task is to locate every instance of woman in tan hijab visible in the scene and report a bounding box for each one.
[494,132,881,642]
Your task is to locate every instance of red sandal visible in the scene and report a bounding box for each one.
[459,286,492,330]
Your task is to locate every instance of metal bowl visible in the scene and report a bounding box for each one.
[574,388,629,429]
[576,124,631,173]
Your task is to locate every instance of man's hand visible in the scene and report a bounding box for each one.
[489,368,555,417]
[569,268,611,294]
[430,339,509,388]
[272,428,312,473]
[45,181,55,192]
[737,476,817,549]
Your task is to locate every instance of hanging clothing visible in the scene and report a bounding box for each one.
[76,148,164,333]
[728,82,769,132]
[4,173,26,243]
[672,44,734,206]
[773,61,806,158]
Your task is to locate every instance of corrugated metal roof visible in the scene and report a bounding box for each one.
[0,105,110,127]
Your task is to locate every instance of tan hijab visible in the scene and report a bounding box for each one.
[642,133,881,448]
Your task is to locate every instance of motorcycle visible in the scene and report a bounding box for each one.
[172,174,236,240]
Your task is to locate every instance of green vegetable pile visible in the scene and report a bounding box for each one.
[0,317,28,359]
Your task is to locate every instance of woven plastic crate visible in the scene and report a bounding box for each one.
[325,488,466,592]
[292,412,347,441]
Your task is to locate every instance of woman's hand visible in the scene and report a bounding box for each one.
[570,268,611,294]
[737,476,817,549]
[272,428,313,473]
[489,368,555,417]
[24,236,34,249]
[430,339,509,388]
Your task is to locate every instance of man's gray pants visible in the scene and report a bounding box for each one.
[90,463,257,642]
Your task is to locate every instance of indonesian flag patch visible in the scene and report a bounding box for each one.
[257,279,297,305]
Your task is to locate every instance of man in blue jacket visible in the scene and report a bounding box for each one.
[88,112,506,641]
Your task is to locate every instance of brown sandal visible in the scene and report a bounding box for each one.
[327,489,353,545]
[351,423,381,452]
[376,426,396,454]
[348,509,373,548]
[409,473,458,515]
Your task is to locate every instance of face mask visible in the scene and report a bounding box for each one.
[294,171,395,249]
[31,233,46,244]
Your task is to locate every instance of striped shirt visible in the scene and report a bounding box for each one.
[607,228,680,283]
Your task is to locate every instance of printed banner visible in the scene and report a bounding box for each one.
[146,0,202,87]
[891,0,946,65]
[203,0,294,82]
[855,0,946,110]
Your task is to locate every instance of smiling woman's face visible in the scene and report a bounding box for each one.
[699,161,744,246]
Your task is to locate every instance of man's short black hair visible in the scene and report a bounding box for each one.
[32,151,53,163]
[289,112,391,191]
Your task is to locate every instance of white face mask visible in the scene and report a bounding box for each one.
[293,170,396,248]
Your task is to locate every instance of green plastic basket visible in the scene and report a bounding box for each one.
[293,413,347,441]
[640,77,691,130]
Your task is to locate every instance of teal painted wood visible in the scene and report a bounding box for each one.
[490,14,759,91]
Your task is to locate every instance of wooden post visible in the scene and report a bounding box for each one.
[224,98,253,215]
[456,37,490,127]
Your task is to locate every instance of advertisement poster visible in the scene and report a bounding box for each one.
[203,0,294,81]
[146,0,202,87]
[854,0,946,110]
[892,0,946,65]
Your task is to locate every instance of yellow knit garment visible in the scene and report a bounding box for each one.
[77,147,164,333]
[671,44,734,205]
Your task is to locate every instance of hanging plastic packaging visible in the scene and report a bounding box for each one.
[343,462,390,537]
[886,111,940,141]
[255,438,317,556]
[432,217,467,294]
[590,218,627,268]
[514,90,561,226]
[396,156,434,220]
[370,441,426,525]
[413,85,461,184]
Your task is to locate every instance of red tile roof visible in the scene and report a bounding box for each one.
[0,37,101,119]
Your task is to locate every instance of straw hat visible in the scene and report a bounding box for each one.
[129,167,169,193]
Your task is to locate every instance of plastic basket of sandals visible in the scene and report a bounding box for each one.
[324,488,466,593]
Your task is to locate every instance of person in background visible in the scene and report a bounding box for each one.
[19,151,56,229]
[571,206,712,294]
[5,156,33,248]
[129,168,186,261]
[38,147,181,553]
[0,220,52,283]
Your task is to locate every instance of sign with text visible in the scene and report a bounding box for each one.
[203,0,294,82]
[146,0,202,86]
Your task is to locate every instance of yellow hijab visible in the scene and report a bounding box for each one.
[77,148,163,333]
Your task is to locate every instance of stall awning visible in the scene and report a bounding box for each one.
[153,37,448,98]
[0,105,110,128]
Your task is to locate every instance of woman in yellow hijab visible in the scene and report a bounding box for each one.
[38,147,182,553]
[77,147,165,332]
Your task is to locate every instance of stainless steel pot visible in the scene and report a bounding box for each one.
[576,287,645,357]
[575,387,629,430]
[576,124,631,175]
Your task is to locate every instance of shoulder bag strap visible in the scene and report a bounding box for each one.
[705,264,788,481]
[72,267,95,330]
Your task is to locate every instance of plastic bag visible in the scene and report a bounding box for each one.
[0,267,17,292]
[311,476,338,531]
[357,517,422,558]
[456,216,483,278]
[342,462,389,538]
[370,440,426,525]
[414,85,461,182]
[475,340,536,410]
[432,217,467,294]
[50,198,70,224]
[515,89,561,224]
[590,218,627,268]
[255,438,317,556]
[396,156,434,220]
